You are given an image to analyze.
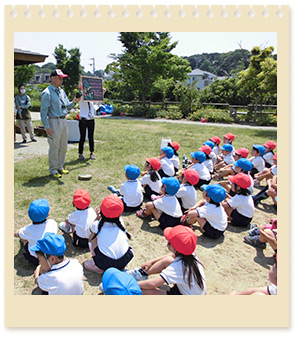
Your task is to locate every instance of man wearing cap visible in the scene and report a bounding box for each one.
[40,69,81,178]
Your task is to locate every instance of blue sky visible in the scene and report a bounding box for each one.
[14,32,277,72]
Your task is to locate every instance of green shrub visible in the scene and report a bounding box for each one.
[187,109,234,124]
[167,110,183,120]
[257,113,277,126]
[145,107,159,119]
[157,109,168,119]
[30,99,41,112]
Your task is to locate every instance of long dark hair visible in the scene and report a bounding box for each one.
[97,212,131,239]
[175,252,205,290]
[149,169,160,182]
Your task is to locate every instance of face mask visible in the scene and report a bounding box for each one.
[20,89,26,94]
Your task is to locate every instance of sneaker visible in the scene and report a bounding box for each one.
[59,221,72,234]
[22,139,27,143]
[83,259,104,274]
[59,169,69,174]
[249,223,258,230]
[79,154,86,161]
[136,208,151,219]
[248,227,260,236]
[244,235,266,249]
[31,138,37,142]
[90,153,96,160]
[126,267,148,281]
[253,179,260,187]
[108,186,120,195]
[52,172,62,178]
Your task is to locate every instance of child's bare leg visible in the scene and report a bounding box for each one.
[151,208,162,221]
[144,202,155,216]
[218,181,231,192]
[218,167,234,178]
[142,288,167,295]
[192,218,207,232]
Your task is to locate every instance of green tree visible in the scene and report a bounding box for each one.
[173,82,200,117]
[106,32,191,110]
[14,64,36,87]
[53,44,82,96]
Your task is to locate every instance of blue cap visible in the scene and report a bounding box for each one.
[220,144,233,152]
[124,165,140,180]
[161,146,174,159]
[203,140,215,149]
[253,145,266,156]
[161,177,180,196]
[233,158,253,172]
[102,268,142,295]
[31,233,66,256]
[28,199,50,223]
[201,183,226,203]
[190,151,206,163]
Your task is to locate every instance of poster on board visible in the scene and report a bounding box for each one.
[80,75,104,102]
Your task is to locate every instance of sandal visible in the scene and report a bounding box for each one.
[136,208,151,219]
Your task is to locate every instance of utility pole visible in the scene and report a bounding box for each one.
[89,57,95,74]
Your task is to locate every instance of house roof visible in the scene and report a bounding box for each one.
[187,68,217,78]
[14,48,48,66]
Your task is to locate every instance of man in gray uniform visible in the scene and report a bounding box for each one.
[41,69,80,178]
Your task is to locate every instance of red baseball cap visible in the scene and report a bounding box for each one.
[228,173,251,189]
[101,195,124,218]
[263,141,277,150]
[273,153,277,160]
[210,136,221,145]
[235,148,249,158]
[224,133,235,141]
[73,189,91,209]
[164,225,197,255]
[198,145,211,155]
[183,169,199,185]
[145,157,161,171]
[50,69,69,78]
[170,141,180,151]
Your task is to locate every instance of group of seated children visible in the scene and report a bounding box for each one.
[15,133,277,296]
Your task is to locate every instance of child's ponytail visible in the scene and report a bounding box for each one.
[149,169,159,182]
[97,212,131,240]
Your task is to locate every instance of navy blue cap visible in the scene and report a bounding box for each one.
[31,233,66,256]
[220,144,233,152]
[201,183,226,203]
[161,177,180,196]
[190,151,206,163]
[233,158,253,172]
[161,146,174,159]
[253,145,266,156]
[124,165,140,180]
[28,199,50,222]
[102,268,142,295]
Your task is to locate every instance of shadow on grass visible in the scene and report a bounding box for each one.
[253,248,276,269]
[195,230,225,249]
[226,224,249,234]
[255,202,277,215]
[83,270,102,288]
[14,245,36,277]
[22,175,65,187]
[140,219,164,236]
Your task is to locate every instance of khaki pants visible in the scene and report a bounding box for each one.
[18,119,35,141]
[48,118,68,175]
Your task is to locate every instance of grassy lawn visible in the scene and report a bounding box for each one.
[14,119,277,295]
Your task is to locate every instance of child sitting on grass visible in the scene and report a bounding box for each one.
[176,169,199,213]
[222,173,254,228]
[198,144,214,174]
[127,226,206,295]
[159,146,175,178]
[108,164,143,212]
[136,177,182,230]
[14,199,58,267]
[59,189,96,248]
[32,233,84,295]
[253,152,277,187]
[84,195,134,273]
[185,151,211,189]
[139,157,162,200]
[263,141,276,168]
[168,141,180,174]
[215,133,235,165]
[214,144,234,171]
[182,183,227,239]
[209,136,221,157]
[249,145,266,178]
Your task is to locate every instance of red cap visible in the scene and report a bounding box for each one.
[145,157,161,171]
[263,141,277,150]
[51,69,69,78]
[228,173,251,189]
[235,148,249,158]
[273,153,277,160]
[198,145,211,155]
[224,133,235,141]
[183,169,200,185]
[170,141,180,151]
[210,136,221,145]
[73,189,91,209]
[101,195,124,218]
[164,225,197,255]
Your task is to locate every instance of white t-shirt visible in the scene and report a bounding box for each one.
[68,207,97,239]
[176,184,197,209]
[160,256,206,295]
[250,156,265,172]
[212,146,219,156]
[37,259,84,295]
[90,218,129,259]
[263,152,274,166]
[18,219,58,258]
[161,157,175,177]
[223,153,234,165]
[203,159,214,173]
[170,155,180,170]
[120,180,143,207]
[210,152,217,165]
[190,163,211,181]
[227,194,255,218]
[271,165,277,176]
[139,172,162,194]
[196,202,228,231]
[153,195,182,218]
[248,174,254,195]
[79,100,95,119]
